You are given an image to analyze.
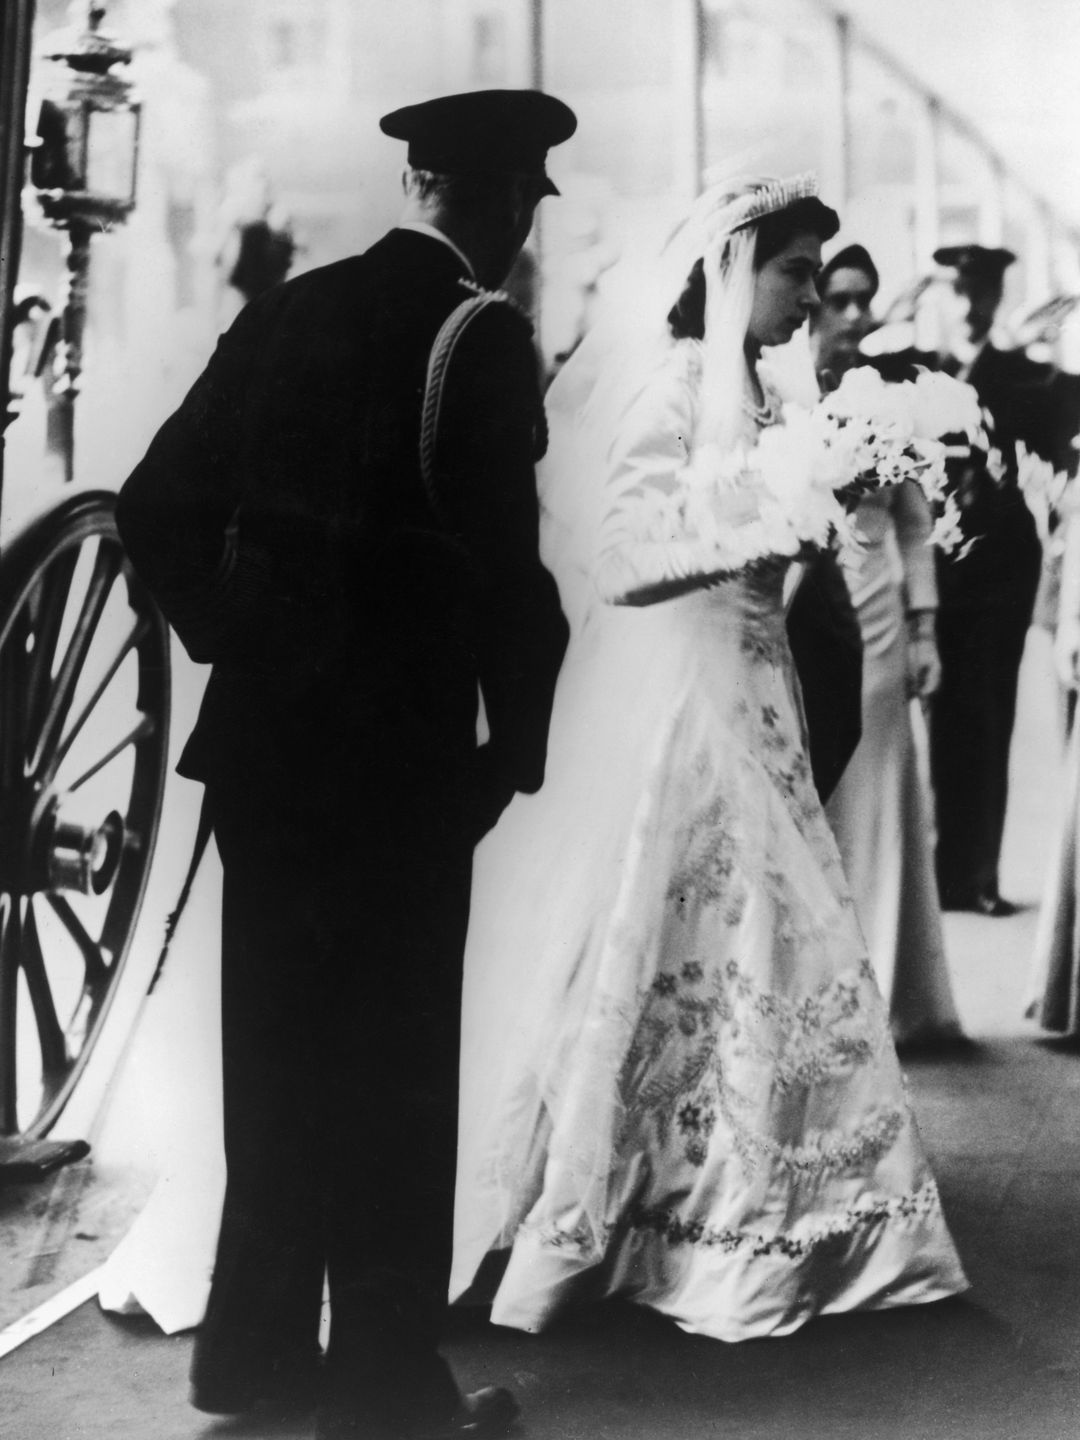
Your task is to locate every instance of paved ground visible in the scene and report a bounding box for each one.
[3,631,1080,1439]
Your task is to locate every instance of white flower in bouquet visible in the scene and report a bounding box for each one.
[986,445,1007,482]
[1016,440,1070,510]
[908,368,986,444]
[819,365,917,444]
[811,367,965,549]
[754,405,849,546]
[724,391,954,559]
[928,504,969,557]
[909,437,950,503]
[614,362,968,583]
[1016,439,1072,543]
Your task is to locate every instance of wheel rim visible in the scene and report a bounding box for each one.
[0,495,170,1138]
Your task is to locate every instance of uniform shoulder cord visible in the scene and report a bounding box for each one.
[420,288,504,520]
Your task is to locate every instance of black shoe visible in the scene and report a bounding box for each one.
[895,1028,977,1059]
[941,888,1018,917]
[407,1387,521,1440]
[315,1385,519,1440]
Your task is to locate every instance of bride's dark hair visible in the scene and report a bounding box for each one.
[668,195,840,341]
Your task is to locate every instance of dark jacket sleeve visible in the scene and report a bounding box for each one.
[114,298,275,665]
[1051,370,1080,476]
[436,303,569,798]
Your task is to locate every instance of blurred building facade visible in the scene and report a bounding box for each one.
[164,0,1080,365]
[14,0,1080,473]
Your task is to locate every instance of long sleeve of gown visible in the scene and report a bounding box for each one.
[594,345,757,606]
[890,477,937,613]
[1058,513,1080,629]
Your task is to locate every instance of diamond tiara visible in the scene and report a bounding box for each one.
[728,173,821,233]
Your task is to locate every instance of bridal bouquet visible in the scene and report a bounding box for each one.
[630,366,983,574]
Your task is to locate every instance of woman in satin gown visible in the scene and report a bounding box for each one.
[811,245,963,1050]
[824,484,965,1049]
[1027,508,1080,1035]
[452,177,967,1345]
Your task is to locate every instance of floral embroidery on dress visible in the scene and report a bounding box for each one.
[621,947,898,1175]
[760,717,789,758]
[667,792,738,907]
[518,1215,613,1255]
[630,1180,944,1255]
[762,1108,907,1177]
[741,630,785,666]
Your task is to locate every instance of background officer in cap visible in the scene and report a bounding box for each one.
[116,88,575,1439]
[929,243,1063,916]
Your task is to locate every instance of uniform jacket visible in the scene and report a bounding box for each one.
[116,228,569,834]
[942,342,1060,607]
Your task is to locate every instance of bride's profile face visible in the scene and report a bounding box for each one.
[746,230,823,349]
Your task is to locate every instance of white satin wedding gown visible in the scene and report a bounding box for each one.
[453,343,967,1342]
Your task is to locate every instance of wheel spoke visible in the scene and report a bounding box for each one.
[21,900,69,1086]
[67,712,156,793]
[0,611,33,790]
[0,895,23,1136]
[34,544,121,773]
[45,894,108,990]
[0,499,172,1138]
[42,615,149,780]
[25,550,79,739]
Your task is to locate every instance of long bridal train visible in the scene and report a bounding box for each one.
[97,855,224,1335]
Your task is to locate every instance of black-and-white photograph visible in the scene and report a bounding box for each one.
[1,2,1079,1437]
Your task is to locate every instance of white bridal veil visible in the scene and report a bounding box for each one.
[537,174,820,630]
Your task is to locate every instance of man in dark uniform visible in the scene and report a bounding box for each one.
[116,90,575,1440]
[928,243,1062,915]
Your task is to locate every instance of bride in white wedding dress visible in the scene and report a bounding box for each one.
[452,176,968,1343]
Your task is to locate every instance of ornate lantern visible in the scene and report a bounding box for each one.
[28,1,141,480]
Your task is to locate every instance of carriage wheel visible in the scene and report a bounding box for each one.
[0,492,170,1139]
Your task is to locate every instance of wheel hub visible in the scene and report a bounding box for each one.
[9,792,128,897]
[44,804,126,896]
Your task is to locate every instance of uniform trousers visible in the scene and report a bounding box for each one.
[190,762,473,1428]
[930,596,1033,905]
